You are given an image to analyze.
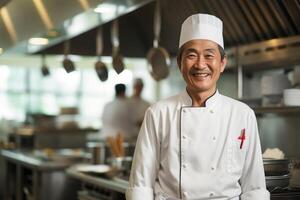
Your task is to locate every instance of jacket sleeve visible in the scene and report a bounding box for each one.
[240,110,270,200]
[126,108,160,200]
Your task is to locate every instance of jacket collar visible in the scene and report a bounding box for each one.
[181,88,220,108]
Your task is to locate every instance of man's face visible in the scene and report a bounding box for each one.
[178,39,226,94]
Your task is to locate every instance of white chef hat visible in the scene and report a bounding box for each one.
[179,13,224,49]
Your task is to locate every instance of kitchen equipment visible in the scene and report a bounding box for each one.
[261,74,290,96]
[33,148,86,163]
[261,74,290,106]
[108,156,132,175]
[147,0,170,81]
[111,19,124,74]
[87,142,105,164]
[283,89,300,106]
[41,54,50,76]
[266,174,290,189]
[270,187,300,200]
[264,159,291,176]
[289,160,300,188]
[95,26,108,81]
[62,40,75,73]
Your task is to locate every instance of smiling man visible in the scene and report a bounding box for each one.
[126,14,270,200]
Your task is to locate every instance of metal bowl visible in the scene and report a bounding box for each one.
[108,156,133,174]
[266,174,290,189]
[264,158,291,176]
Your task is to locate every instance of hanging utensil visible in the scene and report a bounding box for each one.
[111,19,125,74]
[62,40,75,73]
[41,54,50,76]
[95,26,108,81]
[147,0,170,81]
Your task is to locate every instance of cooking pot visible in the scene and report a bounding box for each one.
[266,174,290,190]
[263,158,291,176]
[87,142,106,164]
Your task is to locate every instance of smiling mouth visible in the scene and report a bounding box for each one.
[191,72,211,78]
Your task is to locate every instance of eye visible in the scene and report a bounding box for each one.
[186,53,197,59]
[204,54,214,59]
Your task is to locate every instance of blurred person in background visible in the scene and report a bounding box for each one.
[101,84,131,141]
[128,78,150,141]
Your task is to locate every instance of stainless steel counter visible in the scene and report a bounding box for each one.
[1,149,71,170]
[1,149,82,200]
[66,165,129,193]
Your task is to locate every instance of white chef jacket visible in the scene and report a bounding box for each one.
[126,90,270,200]
[101,98,132,140]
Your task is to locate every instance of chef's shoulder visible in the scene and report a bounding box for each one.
[220,94,255,116]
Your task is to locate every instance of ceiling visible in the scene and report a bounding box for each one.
[1,0,300,58]
[0,0,10,8]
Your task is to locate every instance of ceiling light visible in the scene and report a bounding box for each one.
[0,48,3,54]
[94,4,116,14]
[28,37,49,45]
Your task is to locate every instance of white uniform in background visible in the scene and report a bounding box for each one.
[101,98,131,140]
[126,90,269,200]
[128,97,150,139]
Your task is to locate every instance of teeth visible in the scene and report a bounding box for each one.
[193,73,209,77]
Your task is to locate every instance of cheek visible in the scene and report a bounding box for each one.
[180,66,190,78]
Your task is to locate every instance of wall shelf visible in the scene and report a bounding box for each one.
[253,106,300,114]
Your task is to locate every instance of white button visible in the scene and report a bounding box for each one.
[210,110,214,114]
[182,135,187,139]
[212,136,216,140]
[183,191,188,197]
[211,166,215,171]
[182,164,187,168]
[209,192,214,197]
[183,109,186,113]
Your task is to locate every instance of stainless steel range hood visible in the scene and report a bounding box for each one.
[1,0,300,62]
[0,0,154,55]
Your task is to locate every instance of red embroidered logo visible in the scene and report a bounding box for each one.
[238,128,246,149]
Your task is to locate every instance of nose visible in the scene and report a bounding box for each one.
[194,55,207,69]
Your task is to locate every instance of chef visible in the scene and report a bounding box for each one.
[101,84,131,140]
[126,13,269,200]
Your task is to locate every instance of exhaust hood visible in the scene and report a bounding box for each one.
[1,0,300,62]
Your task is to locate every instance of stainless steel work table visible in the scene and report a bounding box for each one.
[66,165,129,193]
[1,149,81,200]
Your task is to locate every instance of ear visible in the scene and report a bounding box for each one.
[220,55,227,73]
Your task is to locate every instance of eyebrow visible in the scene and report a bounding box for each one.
[184,48,217,54]
[204,48,217,54]
[185,48,198,54]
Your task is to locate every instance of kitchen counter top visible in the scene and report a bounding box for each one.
[66,165,129,193]
[0,149,83,171]
[1,149,84,200]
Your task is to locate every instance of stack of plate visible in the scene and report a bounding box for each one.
[283,89,300,106]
